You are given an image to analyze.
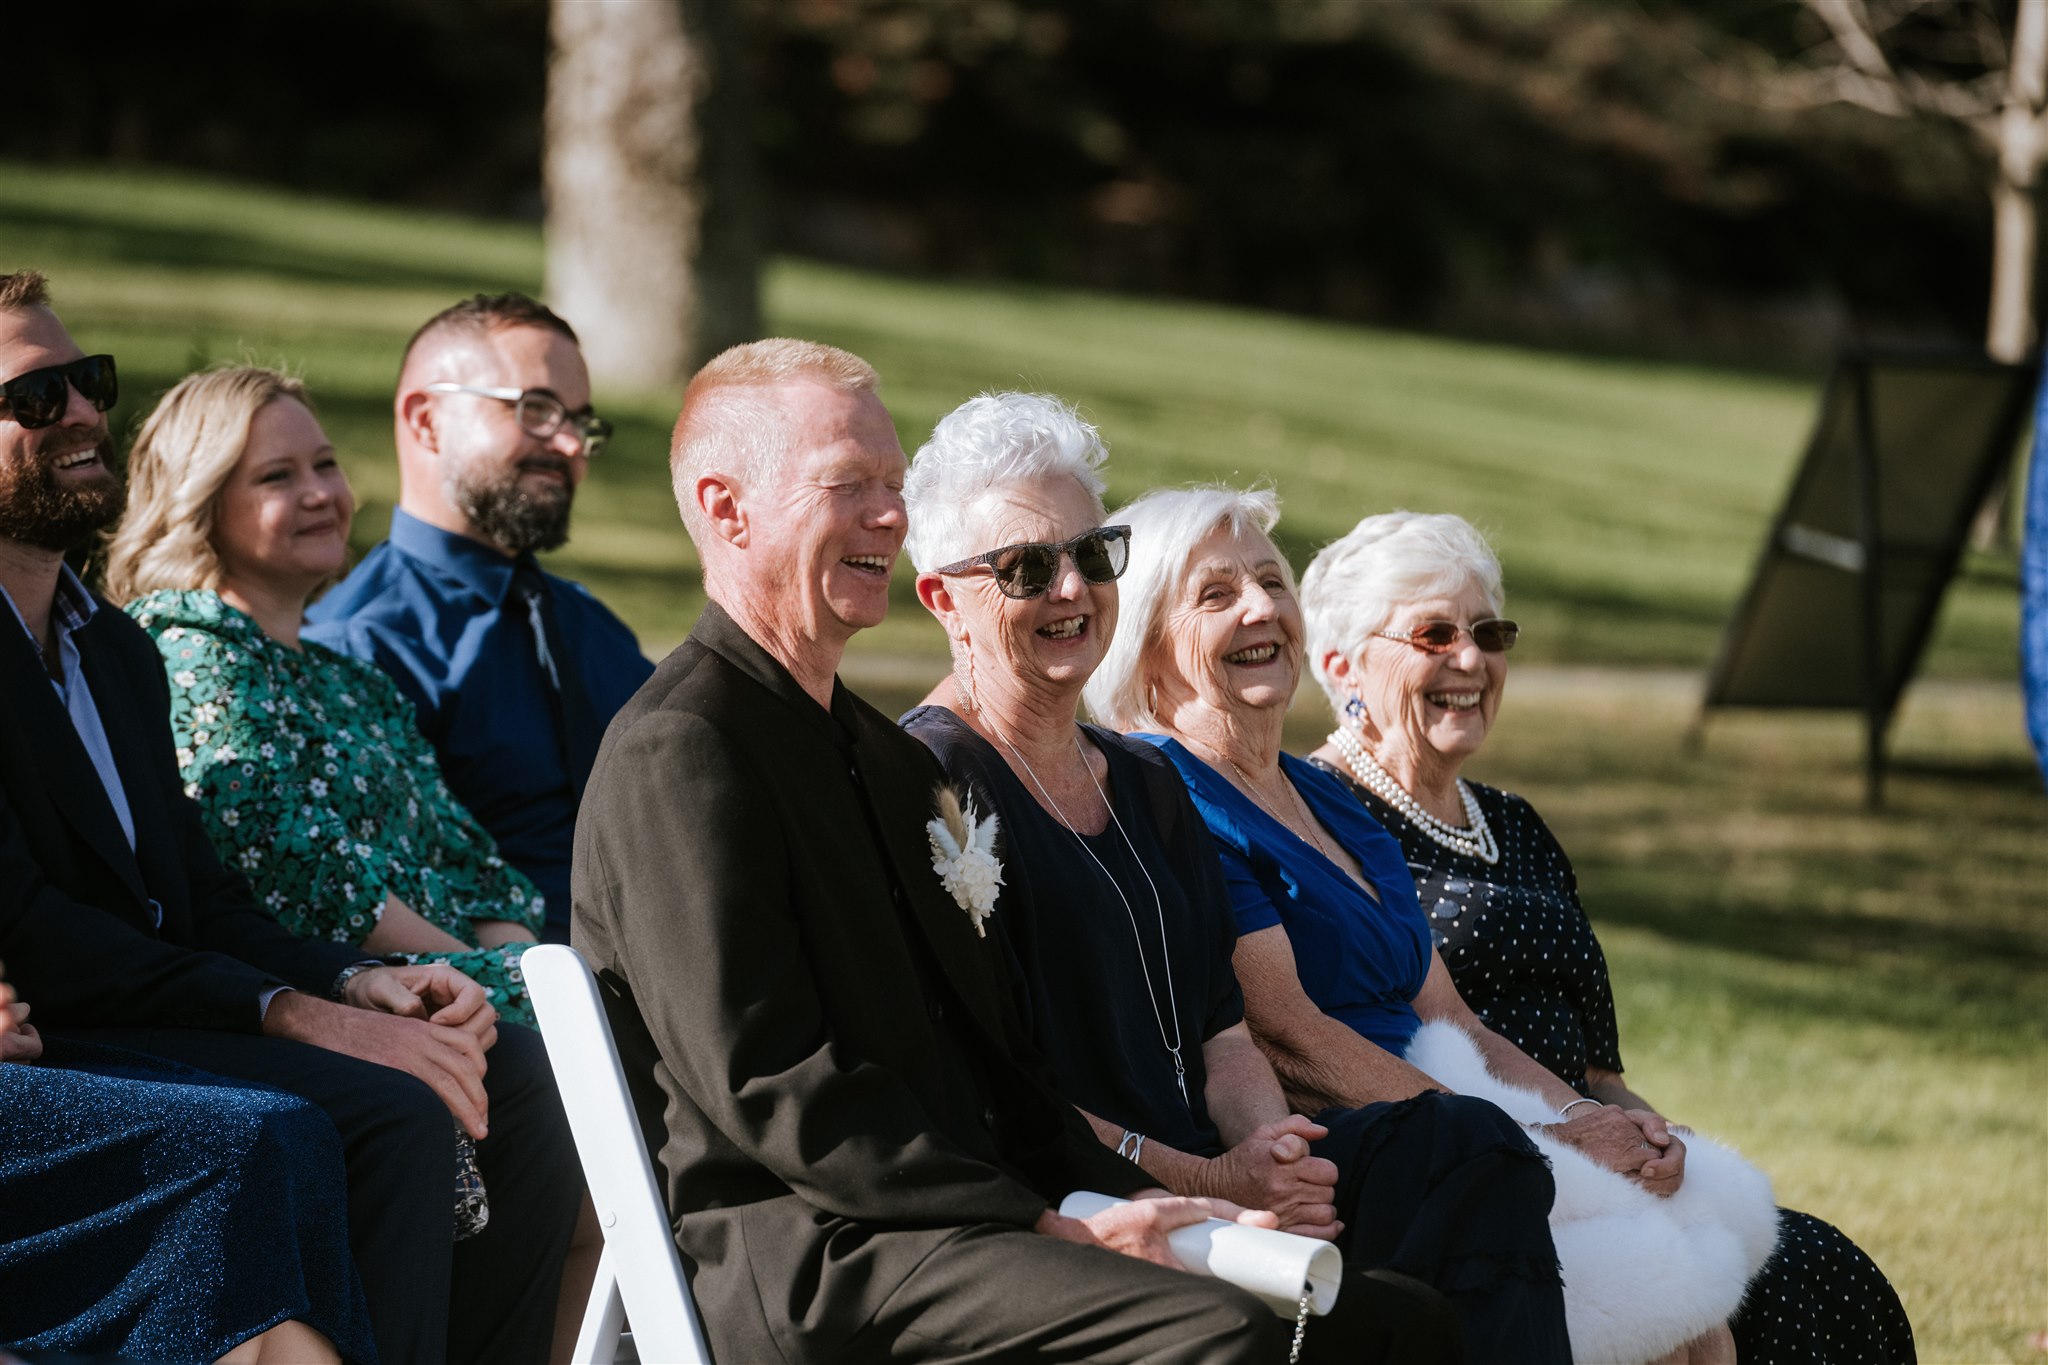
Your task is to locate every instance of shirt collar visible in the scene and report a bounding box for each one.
[49,562,98,635]
[388,507,529,605]
[691,598,856,750]
[1,561,97,653]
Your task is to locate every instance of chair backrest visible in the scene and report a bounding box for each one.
[523,944,713,1365]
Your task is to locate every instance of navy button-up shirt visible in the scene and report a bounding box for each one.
[306,509,654,938]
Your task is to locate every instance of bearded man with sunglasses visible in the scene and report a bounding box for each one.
[308,293,654,942]
[0,274,586,1363]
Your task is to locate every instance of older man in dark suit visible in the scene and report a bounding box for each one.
[572,338,1461,1364]
[0,270,583,1365]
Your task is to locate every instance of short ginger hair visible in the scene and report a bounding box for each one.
[668,338,880,544]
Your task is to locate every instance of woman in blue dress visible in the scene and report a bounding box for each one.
[0,974,376,1364]
[1087,486,1786,1365]
[895,392,1566,1363]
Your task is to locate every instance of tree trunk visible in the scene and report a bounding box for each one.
[1986,172,2039,363]
[1987,0,2048,362]
[1973,0,2048,547]
[544,0,761,391]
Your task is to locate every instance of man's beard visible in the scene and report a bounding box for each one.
[0,432,126,552]
[448,454,574,555]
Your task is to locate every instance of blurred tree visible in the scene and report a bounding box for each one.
[545,0,761,389]
[1752,0,2048,361]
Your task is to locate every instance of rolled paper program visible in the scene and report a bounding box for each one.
[1057,1190,1343,1317]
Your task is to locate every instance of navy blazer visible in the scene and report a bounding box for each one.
[0,597,360,1030]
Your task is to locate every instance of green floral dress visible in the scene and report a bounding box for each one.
[128,589,544,1025]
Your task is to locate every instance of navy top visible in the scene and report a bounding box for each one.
[306,509,653,937]
[904,707,1244,1157]
[1136,736,1431,1054]
[1315,763,1625,1092]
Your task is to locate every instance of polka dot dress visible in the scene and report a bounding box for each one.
[1316,760,1917,1363]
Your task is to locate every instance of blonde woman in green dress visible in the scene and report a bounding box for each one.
[104,367,544,1025]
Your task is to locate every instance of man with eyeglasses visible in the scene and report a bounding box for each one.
[309,293,655,942]
[0,273,585,1363]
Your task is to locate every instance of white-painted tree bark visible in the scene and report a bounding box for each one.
[545,0,760,390]
[1987,0,2048,361]
[1788,0,2048,361]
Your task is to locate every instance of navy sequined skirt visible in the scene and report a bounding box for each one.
[0,1040,377,1364]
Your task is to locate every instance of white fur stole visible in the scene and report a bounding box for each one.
[1403,1021,1779,1364]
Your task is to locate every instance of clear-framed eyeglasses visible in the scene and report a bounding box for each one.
[425,383,613,458]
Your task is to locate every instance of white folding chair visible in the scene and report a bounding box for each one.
[524,944,714,1365]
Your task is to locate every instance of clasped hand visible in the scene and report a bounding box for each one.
[1550,1103,1686,1195]
[1202,1114,1342,1240]
[269,962,499,1139]
[0,973,41,1063]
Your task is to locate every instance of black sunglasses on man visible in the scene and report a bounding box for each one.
[0,354,118,430]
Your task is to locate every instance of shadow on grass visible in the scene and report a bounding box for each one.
[0,203,502,295]
[1884,757,2045,793]
[1590,883,2048,976]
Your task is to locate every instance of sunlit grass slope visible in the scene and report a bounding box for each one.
[0,160,2022,674]
[3,162,2041,1360]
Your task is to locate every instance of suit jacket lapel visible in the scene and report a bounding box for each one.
[850,704,1015,1049]
[77,616,166,904]
[1,609,150,909]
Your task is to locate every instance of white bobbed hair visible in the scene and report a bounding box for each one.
[1083,483,1285,732]
[1300,510,1505,714]
[903,392,1109,572]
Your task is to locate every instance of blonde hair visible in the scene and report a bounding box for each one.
[669,338,880,544]
[103,366,315,605]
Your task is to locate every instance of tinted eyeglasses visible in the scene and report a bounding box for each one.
[425,383,613,457]
[935,525,1132,600]
[0,354,118,430]
[1372,618,1520,654]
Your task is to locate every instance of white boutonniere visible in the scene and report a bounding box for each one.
[927,783,1003,937]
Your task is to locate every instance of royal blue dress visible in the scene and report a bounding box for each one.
[1135,736,1432,1053]
[0,1040,377,1364]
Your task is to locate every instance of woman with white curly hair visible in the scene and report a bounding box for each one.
[1091,485,1787,1365]
[900,391,1571,1364]
[1298,510,1913,1364]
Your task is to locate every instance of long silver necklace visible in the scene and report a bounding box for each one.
[993,722,1190,1110]
[1327,725,1499,864]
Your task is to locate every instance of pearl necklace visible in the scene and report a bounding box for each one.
[993,723,1191,1111]
[1326,726,1499,864]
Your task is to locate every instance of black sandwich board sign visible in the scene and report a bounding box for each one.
[1698,346,2035,806]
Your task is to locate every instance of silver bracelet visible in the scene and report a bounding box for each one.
[1116,1130,1146,1164]
[1558,1097,1603,1121]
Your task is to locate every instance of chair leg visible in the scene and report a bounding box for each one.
[573,1243,627,1365]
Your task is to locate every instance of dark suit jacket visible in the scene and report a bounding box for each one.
[573,601,1149,1365]
[0,596,360,1029]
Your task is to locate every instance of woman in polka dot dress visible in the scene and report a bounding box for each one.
[1298,510,1913,1364]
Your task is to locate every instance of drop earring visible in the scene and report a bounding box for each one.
[1343,693,1367,726]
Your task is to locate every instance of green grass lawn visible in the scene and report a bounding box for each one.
[5,161,2043,1360]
